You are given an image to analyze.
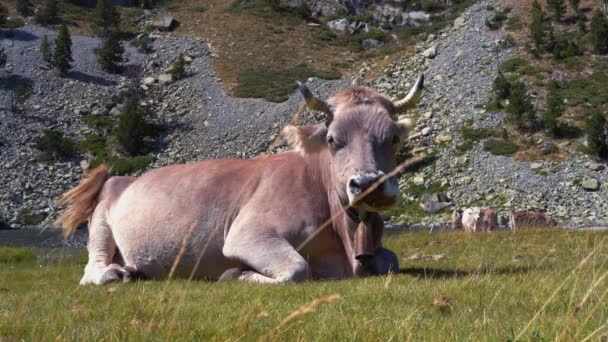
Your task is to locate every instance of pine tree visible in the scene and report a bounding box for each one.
[546,0,566,22]
[544,84,564,137]
[0,4,7,27]
[587,111,608,159]
[590,10,608,54]
[530,0,545,50]
[171,54,186,80]
[116,97,147,155]
[17,0,31,17]
[96,32,124,73]
[0,47,7,68]
[40,35,52,63]
[568,0,580,13]
[36,0,60,25]
[91,0,120,37]
[54,24,73,77]
[506,81,535,130]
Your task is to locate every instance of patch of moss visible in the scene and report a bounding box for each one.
[483,138,518,156]
[459,127,499,142]
[17,209,46,226]
[233,64,341,102]
[501,57,528,73]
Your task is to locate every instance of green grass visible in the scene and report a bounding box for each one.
[0,247,36,263]
[233,64,341,102]
[483,138,518,156]
[1,230,608,340]
[501,56,528,73]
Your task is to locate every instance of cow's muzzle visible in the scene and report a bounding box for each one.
[347,171,399,210]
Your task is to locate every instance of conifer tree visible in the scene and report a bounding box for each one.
[171,54,186,80]
[36,0,60,25]
[40,35,52,63]
[590,10,608,54]
[116,97,147,155]
[568,0,580,13]
[546,0,566,22]
[17,0,31,17]
[0,4,7,27]
[96,32,124,73]
[544,84,564,137]
[54,24,73,77]
[530,0,545,50]
[587,111,608,159]
[91,0,120,37]
[506,81,535,130]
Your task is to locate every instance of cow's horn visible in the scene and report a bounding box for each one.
[393,74,424,113]
[297,81,333,125]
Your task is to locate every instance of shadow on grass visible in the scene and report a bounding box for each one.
[402,265,538,279]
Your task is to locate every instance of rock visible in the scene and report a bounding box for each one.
[143,77,156,85]
[435,135,452,144]
[362,38,383,50]
[158,73,174,84]
[454,15,466,29]
[378,82,393,90]
[531,163,543,170]
[581,178,600,191]
[588,163,605,171]
[402,11,431,27]
[328,18,352,34]
[153,14,179,31]
[422,46,437,59]
[420,192,452,213]
[426,34,436,43]
[423,111,433,119]
[421,127,432,136]
[413,176,425,186]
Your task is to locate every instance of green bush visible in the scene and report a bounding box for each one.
[35,129,77,161]
[78,133,107,160]
[493,73,511,100]
[17,0,32,17]
[171,54,186,80]
[83,114,114,131]
[552,36,582,60]
[14,85,30,104]
[546,0,566,22]
[483,139,519,156]
[506,80,535,130]
[421,0,445,12]
[17,209,46,226]
[115,98,148,155]
[459,127,499,142]
[4,17,25,29]
[36,0,61,25]
[91,0,119,37]
[501,57,528,72]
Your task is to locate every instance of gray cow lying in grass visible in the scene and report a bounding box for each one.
[57,75,425,285]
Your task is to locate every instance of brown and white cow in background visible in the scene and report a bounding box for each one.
[56,75,425,285]
[508,211,557,231]
[453,208,499,232]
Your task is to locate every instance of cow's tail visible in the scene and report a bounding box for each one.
[55,164,111,238]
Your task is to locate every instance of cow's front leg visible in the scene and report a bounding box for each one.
[372,247,400,275]
[222,233,310,283]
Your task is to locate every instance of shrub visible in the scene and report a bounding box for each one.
[493,73,511,100]
[421,0,445,13]
[96,32,124,73]
[14,85,30,104]
[501,57,527,72]
[590,10,608,54]
[35,129,77,161]
[552,36,583,60]
[17,209,46,226]
[17,0,32,16]
[483,139,519,156]
[586,111,608,159]
[54,24,73,77]
[108,155,154,175]
[36,0,60,25]
[4,18,26,29]
[171,54,186,80]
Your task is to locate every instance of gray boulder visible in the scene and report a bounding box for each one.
[420,192,453,213]
[328,18,352,34]
[153,14,179,31]
[582,178,600,191]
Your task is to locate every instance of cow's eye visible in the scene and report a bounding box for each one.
[392,136,400,145]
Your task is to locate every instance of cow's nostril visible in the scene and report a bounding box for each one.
[349,179,362,191]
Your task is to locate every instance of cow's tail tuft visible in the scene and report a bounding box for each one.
[55,164,111,238]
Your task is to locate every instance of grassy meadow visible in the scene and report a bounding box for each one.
[1,229,608,341]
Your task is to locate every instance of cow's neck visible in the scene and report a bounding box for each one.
[315,149,364,276]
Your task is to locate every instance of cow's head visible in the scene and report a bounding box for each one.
[283,74,424,213]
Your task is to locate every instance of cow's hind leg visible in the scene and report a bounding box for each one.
[223,233,310,283]
[80,202,128,285]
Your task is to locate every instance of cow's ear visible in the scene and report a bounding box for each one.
[396,118,413,140]
[281,124,328,155]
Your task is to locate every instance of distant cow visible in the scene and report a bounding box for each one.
[456,208,499,232]
[508,211,557,231]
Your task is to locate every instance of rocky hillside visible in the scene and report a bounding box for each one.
[0,0,606,231]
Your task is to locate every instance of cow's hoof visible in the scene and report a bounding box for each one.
[218,268,242,282]
[100,269,122,284]
[123,266,144,282]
